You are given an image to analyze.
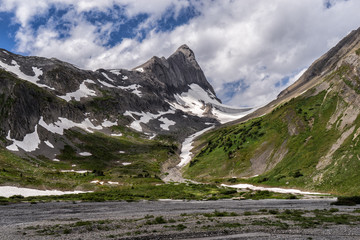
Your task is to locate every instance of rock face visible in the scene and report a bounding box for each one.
[0,45,251,159]
[136,45,217,96]
[277,27,360,99]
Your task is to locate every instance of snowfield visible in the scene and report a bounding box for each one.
[169,84,254,123]
[6,126,41,152]
[222,183,325,195]
[177,125,215,167]
[39,116,102,135]
[6,116,121,152]
[0,59,54,90]
[97,77,143,97]
[58,79,97,101]
[124,109,176,132]
[0,186,90,197]
[158,117,176,130]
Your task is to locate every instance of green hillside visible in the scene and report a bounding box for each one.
[0,128,178,190]
[184,62,360,195]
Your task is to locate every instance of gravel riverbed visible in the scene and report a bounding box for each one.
[1,198,360,239]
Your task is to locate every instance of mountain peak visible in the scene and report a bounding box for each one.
[172,44,199,69]
[176,44,194,56]
[131,45,215,96]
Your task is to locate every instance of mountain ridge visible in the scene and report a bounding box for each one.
[0,45,252,162]
[184,26,360,195]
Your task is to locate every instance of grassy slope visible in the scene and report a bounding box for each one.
[0,127,178,190]
[184,65,360,195]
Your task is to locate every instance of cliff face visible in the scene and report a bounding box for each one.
[136,45,218,97]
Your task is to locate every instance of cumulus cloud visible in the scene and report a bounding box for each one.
[1,0,360,107]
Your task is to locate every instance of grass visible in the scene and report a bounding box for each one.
[183,66,360,195]
[21,207,360,238]
[203,210,238,218]
[332,196,360,206]
[276,208,360,228]
[356,48,360,56]
[0,125,178,190]
[0,184,299,204]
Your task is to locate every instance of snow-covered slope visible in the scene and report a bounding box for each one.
[169,83,253,123]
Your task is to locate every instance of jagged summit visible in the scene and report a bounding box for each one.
[172,44,200,69]
[133,44,213,95]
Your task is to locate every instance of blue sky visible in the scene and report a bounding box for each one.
[0,0,360,107]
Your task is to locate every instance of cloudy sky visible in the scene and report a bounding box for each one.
[1,0,360,107]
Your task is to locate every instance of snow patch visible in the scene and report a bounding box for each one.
[53,159,60,162]
[170,84,254,123]
[61,170,89,174]
[122,75,128,80]
[124,109,175,132]
[118,84,142,97]
[102,72,114,82]
[136,67,144,72]
[97,78,142,97]
[221,183,325,195]
[39,116,102,135]
[158,117,176,130]
[90,180,104,185]
[2,51,9,55]
[108,181,119,185]
[0,186,90,197]
[212,108,256,124]
[44,140,54,148]
[58,79,96,101]
[102,119,117,128]
[149,134,157,140]
[177,125,215,167]
[79,152,92,156]
[6,126,41,152]
[0,60,54,90]
[111,133,123,137]
[109,70,121,76]
[98,79,115,88]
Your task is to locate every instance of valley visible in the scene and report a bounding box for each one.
[1,25,360,240]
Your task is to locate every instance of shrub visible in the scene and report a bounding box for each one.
[269,209,279,214]
[356,48,360,56]
[332,196,360,206]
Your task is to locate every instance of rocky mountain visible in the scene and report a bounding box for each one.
[184,27,360,195]
[0,45,251,161]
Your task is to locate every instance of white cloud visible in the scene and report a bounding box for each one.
[1,0,360,107]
